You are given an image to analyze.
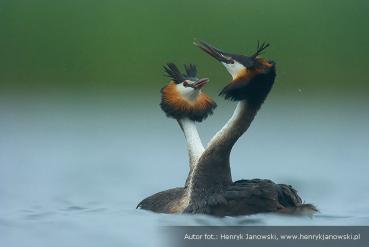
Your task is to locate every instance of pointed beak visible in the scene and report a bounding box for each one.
[193,39,234,64]
[193,78,209,89]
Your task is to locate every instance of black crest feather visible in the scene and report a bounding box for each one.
[184,64,197,78]
[163,63,185,84]
[252,41,270,58]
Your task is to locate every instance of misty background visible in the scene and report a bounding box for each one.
[0,0,368,246]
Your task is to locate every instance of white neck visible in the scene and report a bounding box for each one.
[178,118,205,170]
[185,100,257,199]
[207,100,249,149]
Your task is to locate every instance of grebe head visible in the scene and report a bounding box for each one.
[160,63,217,122]
[194,40,276,105]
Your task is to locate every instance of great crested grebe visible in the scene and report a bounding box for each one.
[179,40,317,215]
[137,63,216,213]
[137,42,316,216]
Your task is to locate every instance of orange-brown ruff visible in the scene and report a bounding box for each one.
[218,62,276,103]
[161,82,216,122]
[235,59,273,79]
[225,57,273,81]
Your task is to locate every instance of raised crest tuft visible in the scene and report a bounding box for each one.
[163,63,185,84]
[252,41,270,58]
[184,64,197,78]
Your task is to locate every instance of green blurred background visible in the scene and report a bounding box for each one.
[1,0,368,100]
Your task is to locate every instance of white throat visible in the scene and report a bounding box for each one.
[207,101,246,148]
[222,61,246,80]
[176,84,200,101]
[178,118,204,169]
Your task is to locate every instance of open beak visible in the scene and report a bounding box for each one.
[193,39,234,64]
[192,78,209,89]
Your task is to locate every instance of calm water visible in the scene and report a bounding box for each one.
[0,97,368,246]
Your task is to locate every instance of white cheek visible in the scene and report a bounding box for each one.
[222,61,246,79]
[177,84,199,101]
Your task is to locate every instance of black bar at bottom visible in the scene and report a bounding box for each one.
[162,226,369,247]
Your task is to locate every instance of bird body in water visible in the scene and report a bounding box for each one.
[137,41,317,216]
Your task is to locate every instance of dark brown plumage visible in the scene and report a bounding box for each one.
[137,188,185,213]
[137,180,317,216]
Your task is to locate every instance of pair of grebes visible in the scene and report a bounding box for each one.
[137,40,316,216]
